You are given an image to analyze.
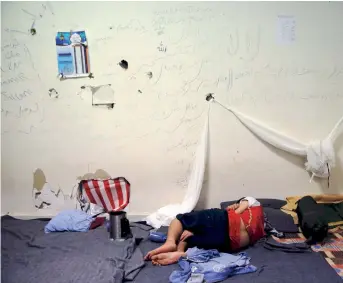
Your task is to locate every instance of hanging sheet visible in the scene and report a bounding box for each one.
[215,100,342,180]
[146,104,210,228]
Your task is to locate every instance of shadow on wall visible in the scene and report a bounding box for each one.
[77,169,112,181]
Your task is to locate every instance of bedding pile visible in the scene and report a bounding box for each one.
[281,194,343,227]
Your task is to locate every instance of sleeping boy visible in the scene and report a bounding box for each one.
[145,196,265,265]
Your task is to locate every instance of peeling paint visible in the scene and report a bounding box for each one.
[32,169,68,210]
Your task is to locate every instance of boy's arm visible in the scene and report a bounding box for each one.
[235,200,249,214]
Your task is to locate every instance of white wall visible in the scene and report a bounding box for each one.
[1,1,342,217]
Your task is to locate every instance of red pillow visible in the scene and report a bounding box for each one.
[89,217,106,230]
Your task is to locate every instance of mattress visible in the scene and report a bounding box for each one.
[134,227,343,283]
[2,216,342,283]
[1,216,146,283]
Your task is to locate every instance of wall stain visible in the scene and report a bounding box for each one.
[77,169,112,181]
[33,168,46,191]
[32,168,65,209]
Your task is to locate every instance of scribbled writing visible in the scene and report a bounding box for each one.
[3,3,55,37]
[17,103,40,117]
[328,66,343,79]
[1,39,20,51]
[222,27,261,61]
[1,40,24,74]
[22,2,54,20]
[153,5,213,16]
[116,19,146,33]
[1,73,28,86]
[232,64,341,80]
[228,90,343,105]
[152,5,216,34]
[1,36,43,134]
[208,64,342,92]
[2,103,40,118]
[2,89,33,101]
[167,139,198,152]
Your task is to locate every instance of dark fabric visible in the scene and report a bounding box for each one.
[176,208,229,251]
[134,232,342,283]
[221,198,287,210]
[296,196,328,243]
[264,213,284,238]
[319,202,343,225]
[263,237,310,253]
[263,207,299,233]
[1,215,145,283]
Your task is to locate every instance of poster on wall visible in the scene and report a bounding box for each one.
[55,30,91,78]
[277,15,296,45]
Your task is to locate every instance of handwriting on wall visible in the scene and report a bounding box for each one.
[224,27,261,62]
[4,3,55,36]
[1,37,44,134]
[152,5,215,35]
[227,91,343,107]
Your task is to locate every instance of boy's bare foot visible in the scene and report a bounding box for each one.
[151,251,186,266]
[144,241,177,260]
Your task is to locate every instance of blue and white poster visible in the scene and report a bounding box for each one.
[56,31,90,78]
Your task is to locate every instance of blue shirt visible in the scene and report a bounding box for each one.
[169,247,257,283]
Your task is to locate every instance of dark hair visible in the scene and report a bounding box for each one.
[236,197,246,204]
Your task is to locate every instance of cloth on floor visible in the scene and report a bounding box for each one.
[130,222,154,231]
[264,212,284,238]
[89,216,106,229]
[319,202,343,227]
[130,222,154,241]
[281,194,343,226]
[263,236,310,253]
[169,247,257,283]
[44,209,95,233]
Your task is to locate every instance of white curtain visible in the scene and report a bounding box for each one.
[215,100,342,180]
[146,104,210,228]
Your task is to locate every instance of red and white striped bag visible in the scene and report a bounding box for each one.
[78,177,130,212]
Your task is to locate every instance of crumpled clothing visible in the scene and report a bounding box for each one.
[169,247,257,283]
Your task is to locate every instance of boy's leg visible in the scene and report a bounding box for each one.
[144,218,184,260]
[151,241,188,266]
